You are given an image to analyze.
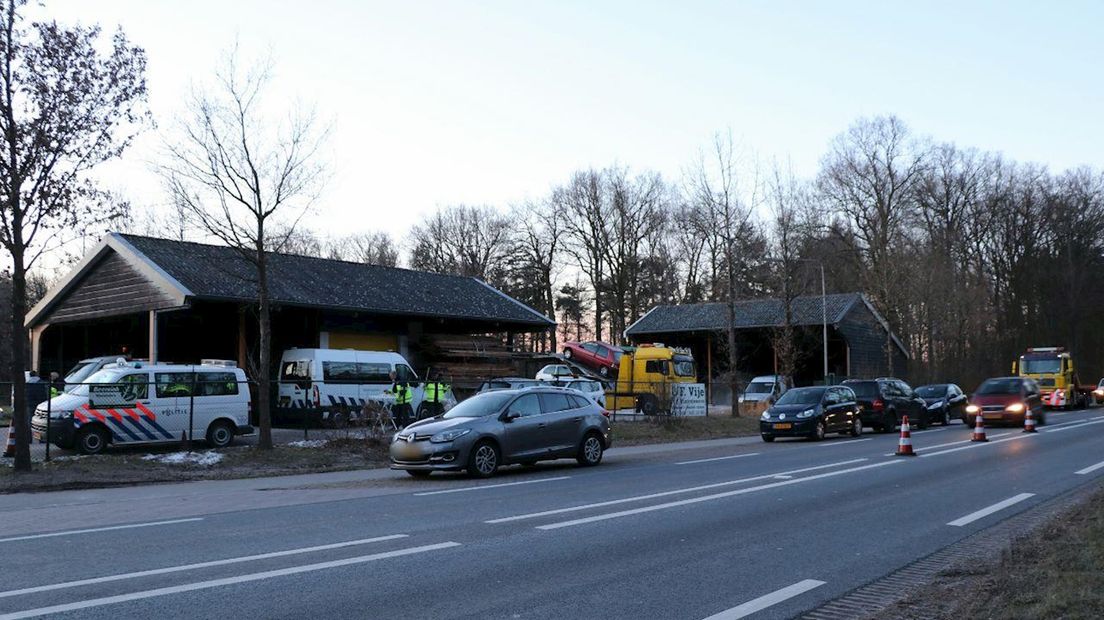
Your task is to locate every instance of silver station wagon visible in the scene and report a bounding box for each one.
[390,387,612,478]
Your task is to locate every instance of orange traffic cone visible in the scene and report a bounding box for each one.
[895,415,916,456]
[1023,408,1037,433]
[2,423,14,458]
[971,412,988,442]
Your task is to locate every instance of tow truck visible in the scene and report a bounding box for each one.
[1011,347,1093,409]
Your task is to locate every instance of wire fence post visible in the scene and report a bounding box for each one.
[44,393,51,462]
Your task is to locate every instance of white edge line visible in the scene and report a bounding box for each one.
[0,518,204,544]
[703,579,826,620]
[947,493,1035,527]
[485,458,868,524]
[920,432,1034,458]
[536,460,902,530]
[676,453,760,465]
[0,534,409,599]
[0,542,462,620]
[1041,419,1104,434]
[1075,460,1104,475]
[414,476,571,496]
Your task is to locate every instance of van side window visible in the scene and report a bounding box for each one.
[395,364,417,382]
[155,372,193,398]
[118,373,149,400]
[322,362,358,383]
[199,372,239,396]
[357,362,391,383]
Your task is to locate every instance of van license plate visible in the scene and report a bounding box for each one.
[773,423,792,430]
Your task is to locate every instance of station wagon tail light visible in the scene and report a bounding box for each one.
[601,409,611,418]
[872,399,884,411]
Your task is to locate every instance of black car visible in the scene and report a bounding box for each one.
[842,378,928,432]
[759,386,863,442]
[915,383,967,425]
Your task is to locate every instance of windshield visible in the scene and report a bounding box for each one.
[281,360,311,381]
[775,388,825,406]
[976,379,1022,395]
[845,382,878,398]
[916,385,947,398]
[1021,358,1060,374]
[745,382,773,394]
[442,392,513,419]
[64,360,101,386]
[673,356,695,377]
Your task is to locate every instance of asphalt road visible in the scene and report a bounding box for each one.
[3,408,1104,619]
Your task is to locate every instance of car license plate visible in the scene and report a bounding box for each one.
[983,413,1002,420]
[773,423,792,430]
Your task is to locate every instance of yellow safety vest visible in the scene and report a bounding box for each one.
[391,382,412,405]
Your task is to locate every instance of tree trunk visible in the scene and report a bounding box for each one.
[9,241,31,471]
[256,241,273,450]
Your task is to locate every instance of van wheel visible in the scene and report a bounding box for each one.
[76,426,109,455]
[331,410,349,429]
[206,420,234,448]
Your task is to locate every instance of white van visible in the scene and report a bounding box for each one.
[30,359,252,455]
[738,374,791,404]
[276,348,454,424]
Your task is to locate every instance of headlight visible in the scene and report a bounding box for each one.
[797,409,815,419]
[1006,403,1025,413]
[430,428,471,443]
[927,401,943,410]
[760,411,771,420]
[965,405,979,414]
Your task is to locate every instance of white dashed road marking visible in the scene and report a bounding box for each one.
[947,493,1035,527]
[701,579,826,619]
[0,518,204,544]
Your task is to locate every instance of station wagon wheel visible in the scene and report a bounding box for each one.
[563,348,573,360]
[206,420,234,448]
[850,415,862,437]
[599,366,609,377]
[941,407,951,426]
[467,441,499,478]
[76,426,108,455]
[577,433,604,466]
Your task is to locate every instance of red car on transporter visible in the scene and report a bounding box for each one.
[562,341,623,377]
[964,377,1047,428]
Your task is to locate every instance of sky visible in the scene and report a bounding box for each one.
[38,0,1104,248]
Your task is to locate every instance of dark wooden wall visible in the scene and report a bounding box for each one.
[48,252,175,323]
[837,303,910,381]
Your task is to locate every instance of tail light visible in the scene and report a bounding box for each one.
[872,399,884,412]
[601,409,611,418]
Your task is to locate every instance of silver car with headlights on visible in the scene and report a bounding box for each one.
[390,387,611,478]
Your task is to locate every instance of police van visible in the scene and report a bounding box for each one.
[277,348,455,425]
[31,359,253,455]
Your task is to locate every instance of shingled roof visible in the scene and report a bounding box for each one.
[27,233,553,329]
[626,293,907,354]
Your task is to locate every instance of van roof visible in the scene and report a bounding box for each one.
[282,348,408,360]
[99,362,246,374]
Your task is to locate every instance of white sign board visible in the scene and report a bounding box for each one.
[670,383,707,417]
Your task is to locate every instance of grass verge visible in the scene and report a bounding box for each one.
[612,415,761,446]
[876,483,1104,619]
[0,435,389,494]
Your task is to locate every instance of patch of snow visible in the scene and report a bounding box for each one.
[142,451,223,466]
[287,439,328,448]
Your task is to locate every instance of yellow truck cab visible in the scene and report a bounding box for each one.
[606,344,697,415]
[1012,346,1088,409]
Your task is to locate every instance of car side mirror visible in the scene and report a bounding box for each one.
[503,411,521,422]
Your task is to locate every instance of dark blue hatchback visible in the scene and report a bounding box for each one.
[759,386,863,442]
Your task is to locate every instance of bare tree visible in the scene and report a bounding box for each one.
[554,169,611,341]
[818,116,926,374]
[160,49,328,450]
[686,131,763,413]
[0,0,148,471]
[510,200,563,350]
[409,204,513,284]
[328,231,399,266]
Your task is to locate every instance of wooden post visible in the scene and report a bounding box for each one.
[706,334,713,409]
[148,310,158,363]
